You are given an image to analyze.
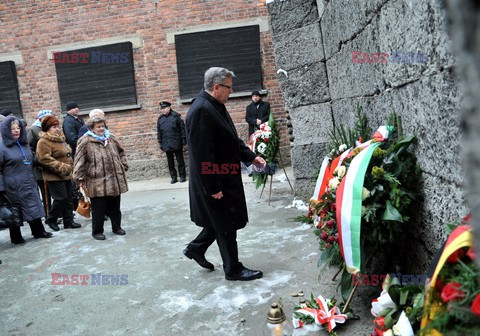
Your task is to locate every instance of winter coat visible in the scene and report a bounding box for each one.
[245,100,271,136]
[73,134,128,198]
[157,110,186,152]
[0,116,45,221]
[36,132,74,181]
[27,125,44,180]
[186,90,257,234]
[62,113,84,156]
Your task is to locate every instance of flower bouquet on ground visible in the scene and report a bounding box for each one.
[420,216,479,336]
[248,113,280,189]
[292,293,349,335]
[370,274,425,336]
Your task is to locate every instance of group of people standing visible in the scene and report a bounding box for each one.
[0,101,128,244]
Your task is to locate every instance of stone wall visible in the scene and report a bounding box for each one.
[267,0,467,272]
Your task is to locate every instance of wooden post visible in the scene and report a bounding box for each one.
[268,174,274,206]
[278,148,293,192]
[342,283,359,313]
[332,266,343,282]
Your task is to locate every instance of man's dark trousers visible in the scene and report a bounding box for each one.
[186,227,242,275]
[166,149,186,180]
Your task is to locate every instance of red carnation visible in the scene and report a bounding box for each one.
[324,243,329,249]
[320,231,328,241]
[263,137,269,143]
[256,137,261,142]
[471,294,480,317]
[327,235,335,243]
[330,203,336,212]
[441,282,465,303]
[326,219,335,228]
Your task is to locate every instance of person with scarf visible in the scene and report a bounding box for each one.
[27,109,54,214]
[0,116,52,244]
[73,117,128,240]
[36,115,81,231]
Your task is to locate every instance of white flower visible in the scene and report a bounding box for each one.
[339,144,347,152]
[328,177,340,191]
[383,330,394,336]
[334,165,346,178]
[362,187,370,201]
[257,142,267,154]
[371,290,396,316]
[392,311,414,336]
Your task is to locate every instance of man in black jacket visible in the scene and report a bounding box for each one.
[183,67,266,281]
[62,101,84,158]
[157,101,186,184]
[245,90,271,137]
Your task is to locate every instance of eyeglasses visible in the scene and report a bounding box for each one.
[218,83,233,90]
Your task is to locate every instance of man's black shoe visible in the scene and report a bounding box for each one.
[64,221,81,229]
[92,233,106,240]
[47,222,60,231]
[33,231,53,239]
[113,228,126,235]
[179,177,186,183]
[225,267,263,281]
[171,178,178,184]
[183,248,214,270]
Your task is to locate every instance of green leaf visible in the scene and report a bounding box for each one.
[393,135,416,151]
[382,200,403,222]
[413,293,424,309]
[378,307,394,317]
[399,289,409,306]
[340,266,354,302]
[383,308,400,329]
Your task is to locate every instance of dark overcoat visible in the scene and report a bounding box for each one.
[157,110,186,152]
[62,113,84,156]
[245,100,271,136]
[0,116,45,221]
[186,90,257,234]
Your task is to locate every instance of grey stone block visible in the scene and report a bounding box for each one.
[267,0,319,35]
[294,178,318,200]
[321,0,387,59]
[277,62,330,109]
[316,0,328,19]
[273,23,325,71]
[380,70,464,185]
[291,142,328,180]
[289,103,333,146]
[326,17,385,100]
[379,0,455,87]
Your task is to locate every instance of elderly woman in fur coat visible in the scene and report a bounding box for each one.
[73,117,128,240]
[0,116,52,243]
[36,115,81,231]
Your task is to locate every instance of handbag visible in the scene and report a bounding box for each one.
[76,187,91,218]
[0,194,24,229]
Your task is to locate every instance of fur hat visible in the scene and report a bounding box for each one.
[41,115,60,132]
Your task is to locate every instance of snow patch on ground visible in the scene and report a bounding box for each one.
[286,198,309,211]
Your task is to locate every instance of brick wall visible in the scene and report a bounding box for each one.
[0,0,288,179]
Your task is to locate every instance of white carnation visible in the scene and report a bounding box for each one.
[257,142,267,154]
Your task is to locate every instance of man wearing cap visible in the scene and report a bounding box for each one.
[62,101,84,158]
[157,101,187,184]
[28,109,54,213]
[245,90,271,137]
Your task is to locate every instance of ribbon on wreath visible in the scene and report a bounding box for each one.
[248,122,272,152]
[292,295,347,332]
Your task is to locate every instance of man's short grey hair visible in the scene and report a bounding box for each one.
[204,67,236,91]
[89,108,105,118]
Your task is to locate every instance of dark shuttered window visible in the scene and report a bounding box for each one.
[175,25,262,99]
[0,61,22,117]
[54,42,137,112]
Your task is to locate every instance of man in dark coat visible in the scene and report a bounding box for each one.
[157,101,187,184]
[245,90,271,137]
[62,101,84,158]
[183,67,266,281]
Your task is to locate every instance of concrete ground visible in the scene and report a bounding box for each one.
[0,168,373,336]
